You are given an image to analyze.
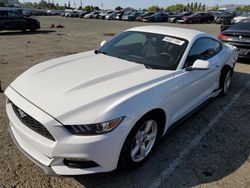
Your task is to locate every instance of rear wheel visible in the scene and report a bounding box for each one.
[118,114,160,169]
[219,67,233,96]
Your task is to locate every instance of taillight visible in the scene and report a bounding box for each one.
[217,33,230,41]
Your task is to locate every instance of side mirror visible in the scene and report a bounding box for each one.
[100,40,107,47]
[186,59,210,71]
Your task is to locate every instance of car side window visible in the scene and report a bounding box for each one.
[184,38,222,68]
[8,12,19,18]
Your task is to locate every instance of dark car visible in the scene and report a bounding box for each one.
[179,12,214,24]
[168,12,192,23]
[215,12,237,25]
[136,12,154,21]
[218,18,250,58]
[0,10,40,32]
[124,12,142,21]
[142,12,169,22]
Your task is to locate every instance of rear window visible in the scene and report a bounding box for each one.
[229,22,250,30]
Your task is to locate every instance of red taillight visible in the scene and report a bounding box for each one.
[217,33,230,41]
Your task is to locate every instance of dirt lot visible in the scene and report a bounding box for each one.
[0,16,250,188]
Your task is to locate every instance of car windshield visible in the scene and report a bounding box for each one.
[98,31,188,70]
[242,12,250,17]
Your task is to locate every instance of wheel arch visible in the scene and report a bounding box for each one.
[133,108,167,137]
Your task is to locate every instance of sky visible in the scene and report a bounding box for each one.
[22,0,250,9]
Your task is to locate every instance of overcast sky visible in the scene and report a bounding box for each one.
[23,0,250,9]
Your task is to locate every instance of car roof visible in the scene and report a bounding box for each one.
[127,26,208,41]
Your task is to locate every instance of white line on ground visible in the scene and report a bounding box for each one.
[149,81,250,188]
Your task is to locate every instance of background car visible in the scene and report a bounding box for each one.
[0,10,40,32]
[168,12,192,23]
[105,12,117,20]
[231,11,250,24]
[218,18,250,59]
[142,12,169,22]
[115,12,124,20]
[179,12,214,24]
[215,12,237,25]
[136,12,154,21]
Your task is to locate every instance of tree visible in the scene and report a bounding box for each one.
[84,5,94,12]
[194,2,198,11]
[190,2,194,11]
[202,4,206,11]
[187,3,190,11]
[198,3,201,11]
[68,1,70,8]
[165,4,184,12]
[148,5,162,12]
[115,6,123,11]
[0,2,5,7]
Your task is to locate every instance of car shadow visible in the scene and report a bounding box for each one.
[0,30,56,36]
[238,58,250,64]
[72,71,250,187]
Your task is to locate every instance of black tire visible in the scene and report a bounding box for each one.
[118,113,162,170]
[21,28,26,32]
[219,67,233,96]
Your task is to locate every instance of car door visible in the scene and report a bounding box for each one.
[0,11,10,30]
[177,37,223,118]
[6,11,25,30]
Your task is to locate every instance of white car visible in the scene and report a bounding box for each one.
[5,26,238,176]
[231,12,250,23]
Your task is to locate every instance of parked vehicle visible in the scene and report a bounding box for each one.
[115,12,124,20]
[65,12,79,18]
[231,11,250,24]
[178,12,214,24]
[168,12,192,23]
[0,10,40,32]
[5,26,238,176]
[105,12,117,20]
[136,12,154,21]
[98,11,113,19]
[84,11,99,19]
[122,12,142,21]
[142,12,169,22]
[121,11,132,21]
[215,12,237,25]
[218,18,250,58]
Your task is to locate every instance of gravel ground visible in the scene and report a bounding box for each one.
[0,16,249,188]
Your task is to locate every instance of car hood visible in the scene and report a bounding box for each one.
[10,51,175,123]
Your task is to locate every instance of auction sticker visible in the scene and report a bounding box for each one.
[162,36,185,46]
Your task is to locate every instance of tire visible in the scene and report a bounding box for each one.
[118,113,161,169]
[219,67,233,96]
[30,25,36,32]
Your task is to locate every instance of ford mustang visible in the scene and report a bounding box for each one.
[5,26,238,175]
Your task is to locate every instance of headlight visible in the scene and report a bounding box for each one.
[64,117,124,135]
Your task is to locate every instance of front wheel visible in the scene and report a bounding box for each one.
[118,115,159,169]
[219,68,233,96]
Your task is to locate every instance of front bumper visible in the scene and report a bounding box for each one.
[5,86,134,175]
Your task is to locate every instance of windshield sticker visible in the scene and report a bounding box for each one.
[162,37,185,46]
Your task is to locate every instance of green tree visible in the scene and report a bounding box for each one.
[0,2,5,7]
[194,2,198,11]
[187,3,190,11]
[202,4,206,11]
[190,2,194,11]
[198,3,201,11]
[166,4,184,12]
[84,5,94,12]
[148,5,162,12]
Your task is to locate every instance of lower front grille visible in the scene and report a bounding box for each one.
[11,102,55,141]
